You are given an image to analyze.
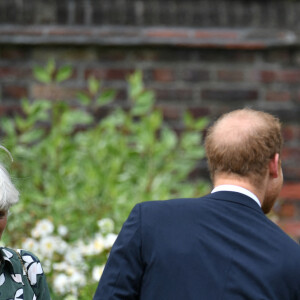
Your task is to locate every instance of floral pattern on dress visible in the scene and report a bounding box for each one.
[17,251,43,286]
[0,247,50,300]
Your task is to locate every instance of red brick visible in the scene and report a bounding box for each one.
[295,90,300,102]
[282,166,300,181]
[187,107,211,118]
[282,125,300,142]
[260,70,300,83]
[84,69,106,80]
[281,148,300,161]
[194,31,238,39]
[133,50,159,61]
[279,183,300,200]
[278,202,296,218]
[153,69,174,82]
[223,43,266,50]
[260,70,277,83]
[0,104,22,117]
[3,85,28,99]
[157,105,182,120]
[104,69,134,80]
[266,91,291,102]
[97,50,128,62]
[146,30,188,38]
[31,84,78,101]
[201,89,258,101]
[279,70,300,83]
[155,88,194,102]
[85,69,134,81]
[180,70,210,82]
[0,48,28,60]
[264,50,291,64]
[217,70,244,82]
[278,221,300,238]
[0,67,31,79]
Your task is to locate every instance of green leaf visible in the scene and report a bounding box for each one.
[183,112,194,128]
[15,116,29,131]
[46,58,55,75]
[2,118,15,136]
[33,66,51,83]
[55,65,72,83]
[88,77,101,95]
[19,129,44,144]
[184,112,209,131]
[128,71,143,100]
[96,89,116,106]
[77,92,91,106]
[181,132,201,149]
[131,91,155,116]
[194,117,209,130]
[148,111,162,130]
[21,99,31,114]
[161,127,177,150]
[61,110,93,133]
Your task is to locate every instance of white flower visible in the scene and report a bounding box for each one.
[65,265,78,276]
[22,238,39,253]
[54,273,69,294]
[97,218,115,234]
[53,262,70,271]
[77,243,94,256]
[91,234,105,254]
[92,265,105,281]
[31,219,54,238]
[40,236,56,257]
[65,248,84,265]
[52,236,69,255]
[104,233,118,249]
[69,271,86,286]
[58,225,68,237]
[42,259,52,274]
[64,295,77,300]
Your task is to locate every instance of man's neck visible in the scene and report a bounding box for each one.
[213,175,266,206]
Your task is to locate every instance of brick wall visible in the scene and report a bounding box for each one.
[1,0,300,240]
[1,0,300,28]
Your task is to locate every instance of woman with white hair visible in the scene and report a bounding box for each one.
[0,146,50,300]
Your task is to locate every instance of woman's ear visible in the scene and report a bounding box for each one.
[269,153,280,178]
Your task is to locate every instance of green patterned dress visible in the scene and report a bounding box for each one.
[0,247,51,299]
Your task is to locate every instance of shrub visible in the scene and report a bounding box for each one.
[1,61,209,299]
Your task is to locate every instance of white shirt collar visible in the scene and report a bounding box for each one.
[211,184,261,207]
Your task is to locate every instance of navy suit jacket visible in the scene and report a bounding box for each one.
[94,192,300,299]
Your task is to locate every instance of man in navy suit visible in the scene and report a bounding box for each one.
[94,109,300,299]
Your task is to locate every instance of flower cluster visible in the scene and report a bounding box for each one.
[21,218,117,299]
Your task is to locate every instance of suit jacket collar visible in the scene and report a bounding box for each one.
[208,191,264,214]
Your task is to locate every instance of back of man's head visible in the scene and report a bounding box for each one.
[205,109,283,186]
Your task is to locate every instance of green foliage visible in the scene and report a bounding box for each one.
[1,62,209,299]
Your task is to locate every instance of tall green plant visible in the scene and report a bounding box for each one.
[1,61,209,299]
[3,63,209,240]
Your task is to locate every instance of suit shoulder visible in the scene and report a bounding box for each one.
[137,196,206,208]
[135,196,209,218]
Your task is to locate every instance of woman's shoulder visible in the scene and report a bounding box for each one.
[1,247,41,263]
[2,247,45,285]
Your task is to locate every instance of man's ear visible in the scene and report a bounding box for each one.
[269,153,280,178]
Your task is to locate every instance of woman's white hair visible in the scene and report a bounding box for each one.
[0,163,19,211]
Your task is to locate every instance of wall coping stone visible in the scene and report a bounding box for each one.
[0,25,298,49]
